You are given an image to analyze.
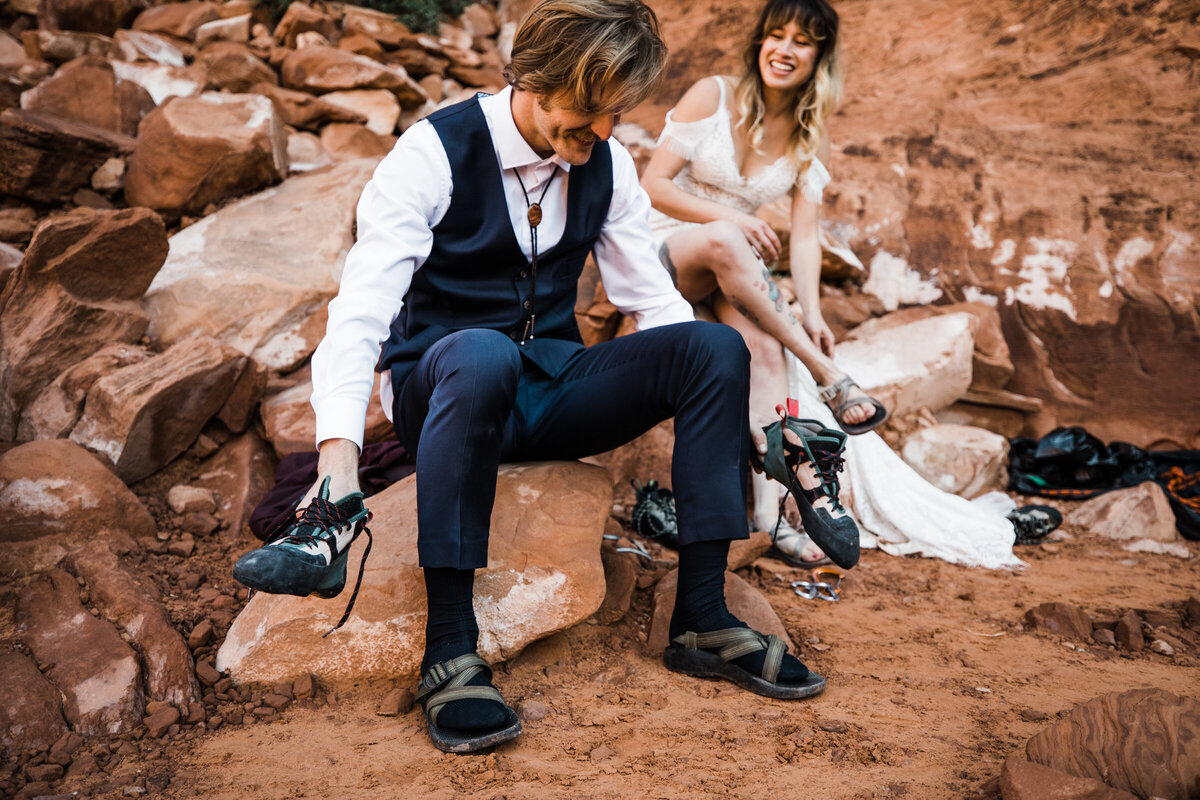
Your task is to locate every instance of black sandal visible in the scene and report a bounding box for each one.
[761,405,860,569]
[664,627,825,700]
[817,376,888,435]
[414,654,522,754]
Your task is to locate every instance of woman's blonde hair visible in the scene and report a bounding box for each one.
[735,0,843,168]
[503,0,667,114]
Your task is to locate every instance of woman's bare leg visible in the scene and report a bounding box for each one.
[664,221,872,425]
[712,293,827,563]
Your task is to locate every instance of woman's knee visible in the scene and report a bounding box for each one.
[703,220,753,268]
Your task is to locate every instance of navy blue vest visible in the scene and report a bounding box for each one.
[378,95,614,393]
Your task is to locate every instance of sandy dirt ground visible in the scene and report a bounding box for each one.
[155,521,1198,800]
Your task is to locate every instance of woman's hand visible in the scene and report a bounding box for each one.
[803,314,836,357]
[732,212,782,263]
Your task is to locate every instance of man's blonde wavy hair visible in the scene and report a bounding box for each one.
[503,0,667,114]
[735,0,843,168]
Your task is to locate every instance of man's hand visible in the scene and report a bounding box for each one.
[803,315,836,358]
[732,212,782,263]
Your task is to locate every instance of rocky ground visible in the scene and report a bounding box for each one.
[3,459,1199,799]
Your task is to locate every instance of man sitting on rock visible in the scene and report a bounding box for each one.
[233,0,825,754]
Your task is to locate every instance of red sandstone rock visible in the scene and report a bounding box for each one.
[0,439,156,543]
[38,0,145,36]
[194,431,276,543]
[113,29,189,67]
[1069,483,1180,543]
[19,56,152,137]
[124,92,287,216]
[591,419,675,513]
[338,32,384,60]
[1023,689,1200,799]
[649,569,795,653]
[280,45,427,109]
[1114,611,1145,652]
[1025,602,1093,641]
[273,2,338,49]
[70,336,248,483]
[217,462,612,683]
[216,357,267,433]
[595,542,638,624]
[251,81,367,130]
[21,29,119,62]
[143,704,180,737]
[17,343,151,442]
[319,121,394,159]
[340,6,418,49]
[384,47,448,78]
[194,13,251,47]
[728,529,772,570]
[17,568,145,735]
[1001,756,1137,800]
[0,652,70,755]
[0,107,134,203]
[0,207,165,441]
[260,373,396,458]
[65,541,201,707]
[193,41,277,92]
[901,423,1010,498]
[132,1,219,40]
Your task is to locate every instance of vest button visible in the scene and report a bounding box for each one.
[523,300,531,310]
[519,269,528,279]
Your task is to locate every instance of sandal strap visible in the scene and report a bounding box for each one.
[671,627,787,682]
[817,376,853,405]
[423,685,506,726]
[415,653,503,727]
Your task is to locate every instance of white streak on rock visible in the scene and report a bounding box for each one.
[862,250,943,311]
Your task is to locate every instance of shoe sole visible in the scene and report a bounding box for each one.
[425,708,523,754]
[233,549,349,598]
[663,646,826,700]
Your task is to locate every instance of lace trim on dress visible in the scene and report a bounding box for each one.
[657,109,723,161]
[798,156,830,205]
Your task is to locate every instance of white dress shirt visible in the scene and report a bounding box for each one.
[310,86,695,449]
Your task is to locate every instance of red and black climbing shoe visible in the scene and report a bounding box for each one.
[233,476,372,635]
[761,403,860,569]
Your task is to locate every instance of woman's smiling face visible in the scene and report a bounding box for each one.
[758,19,818,93]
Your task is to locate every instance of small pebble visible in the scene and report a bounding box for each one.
[1149,639,1175,656]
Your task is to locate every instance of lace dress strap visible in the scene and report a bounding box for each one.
[655,76,729,160]
[798,156,831,205]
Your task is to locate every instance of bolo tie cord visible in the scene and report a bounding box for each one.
[513,164,560,344]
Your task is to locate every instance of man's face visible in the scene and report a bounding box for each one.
[528,91,622,166]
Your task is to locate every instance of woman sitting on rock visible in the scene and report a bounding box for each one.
[643,0,1030,569]
[642,0,884,565]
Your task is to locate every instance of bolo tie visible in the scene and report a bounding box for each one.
[512,163,560,344]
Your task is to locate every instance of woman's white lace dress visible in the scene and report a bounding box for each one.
[649,77,1022,570]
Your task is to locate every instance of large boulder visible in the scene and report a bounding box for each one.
[340,6,418,49]
[1069,482,1180,543]
[834,312,977,418]
[0,652,70,756]
[16,568,145,735]
[69,336,248,483]
[19,56,153,136]
[142,157,380,370]
[319,88,399,136]
[272,2,339,49]
[901,423,1009,498]
[114,29,188,67]
[124,92,288,216]
[280,45,427,109]
[0,107,135,203]
[216,461,612,683]
[1001,757,1137,800]
[1022,689,1200,800]
[0,207,167,441]
[0,439,156,544]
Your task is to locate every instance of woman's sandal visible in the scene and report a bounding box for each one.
[414,654,522,754]
[664,627,825,700]
[817,376,888,435]
[761,404,860,569]
[768,517,833,568]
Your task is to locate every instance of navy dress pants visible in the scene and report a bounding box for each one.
[392,321,752,569]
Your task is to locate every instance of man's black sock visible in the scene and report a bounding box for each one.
[669,539,809,683]
[422,567,508,732]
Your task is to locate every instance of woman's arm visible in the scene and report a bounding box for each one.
[789,137,835,356]
[641,77,782,260]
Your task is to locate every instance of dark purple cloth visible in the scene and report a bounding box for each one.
[249,441,415,541]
